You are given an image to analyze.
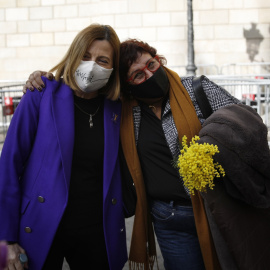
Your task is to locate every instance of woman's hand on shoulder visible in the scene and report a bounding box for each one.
[6,243,28,269]
[23,70,54,94]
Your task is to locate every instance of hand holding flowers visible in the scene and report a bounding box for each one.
[177,135,225,195]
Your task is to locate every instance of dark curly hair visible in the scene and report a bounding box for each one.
[119,39,167,97]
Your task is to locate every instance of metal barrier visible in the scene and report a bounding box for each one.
[220,62,270,78]
[0,81,24,147]
[208,76,270,143]
[0,78,269,150]
[169,62,270,78]
[169,64,220,76]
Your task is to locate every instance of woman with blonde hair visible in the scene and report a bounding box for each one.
[0,24,127,270]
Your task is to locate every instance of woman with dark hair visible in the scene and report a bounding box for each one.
[0,24,127,270]
[119,39,270,270]
[118,39,241,270]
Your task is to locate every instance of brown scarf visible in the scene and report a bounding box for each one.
[120,67,220,270]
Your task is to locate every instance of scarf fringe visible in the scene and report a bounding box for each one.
[128,255,159,270]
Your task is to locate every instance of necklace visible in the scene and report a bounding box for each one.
[148,105,157,112]
[74,102,100,128]
[148,97,164,113]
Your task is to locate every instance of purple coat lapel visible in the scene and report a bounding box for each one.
[103,98,122,198]
[51,83,75,190]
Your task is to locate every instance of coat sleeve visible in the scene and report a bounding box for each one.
[0,88,44,242]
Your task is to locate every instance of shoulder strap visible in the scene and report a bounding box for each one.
[192,75,213,119]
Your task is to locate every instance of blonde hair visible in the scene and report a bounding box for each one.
[49,24,120,100]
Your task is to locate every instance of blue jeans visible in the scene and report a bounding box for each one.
[150,200,205,270]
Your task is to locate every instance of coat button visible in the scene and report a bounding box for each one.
[112,198,117,205]
[24,227,32,233]
[38,196,45,203]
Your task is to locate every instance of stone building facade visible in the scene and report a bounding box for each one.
[0,0,269,80]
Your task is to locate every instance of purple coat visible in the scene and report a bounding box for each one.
[0,78,127,269]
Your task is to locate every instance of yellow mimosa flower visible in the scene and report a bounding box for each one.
[177,135,225,195]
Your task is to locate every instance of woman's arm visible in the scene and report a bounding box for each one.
[0,88,44,242]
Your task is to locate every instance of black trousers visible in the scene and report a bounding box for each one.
[42,223,109,270]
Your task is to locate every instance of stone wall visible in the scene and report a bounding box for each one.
[0,0,269,80]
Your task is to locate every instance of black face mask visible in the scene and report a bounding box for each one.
[127,66,169,99]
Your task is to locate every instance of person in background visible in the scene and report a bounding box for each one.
[0,24,128,270]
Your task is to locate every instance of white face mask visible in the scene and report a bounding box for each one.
[74,60,113,93]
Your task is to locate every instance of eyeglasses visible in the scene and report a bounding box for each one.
[126,56,161,85]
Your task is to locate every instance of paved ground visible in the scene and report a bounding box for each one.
[62,216,164,269]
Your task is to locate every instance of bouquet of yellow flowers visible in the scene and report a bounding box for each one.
[177,135,225,195]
